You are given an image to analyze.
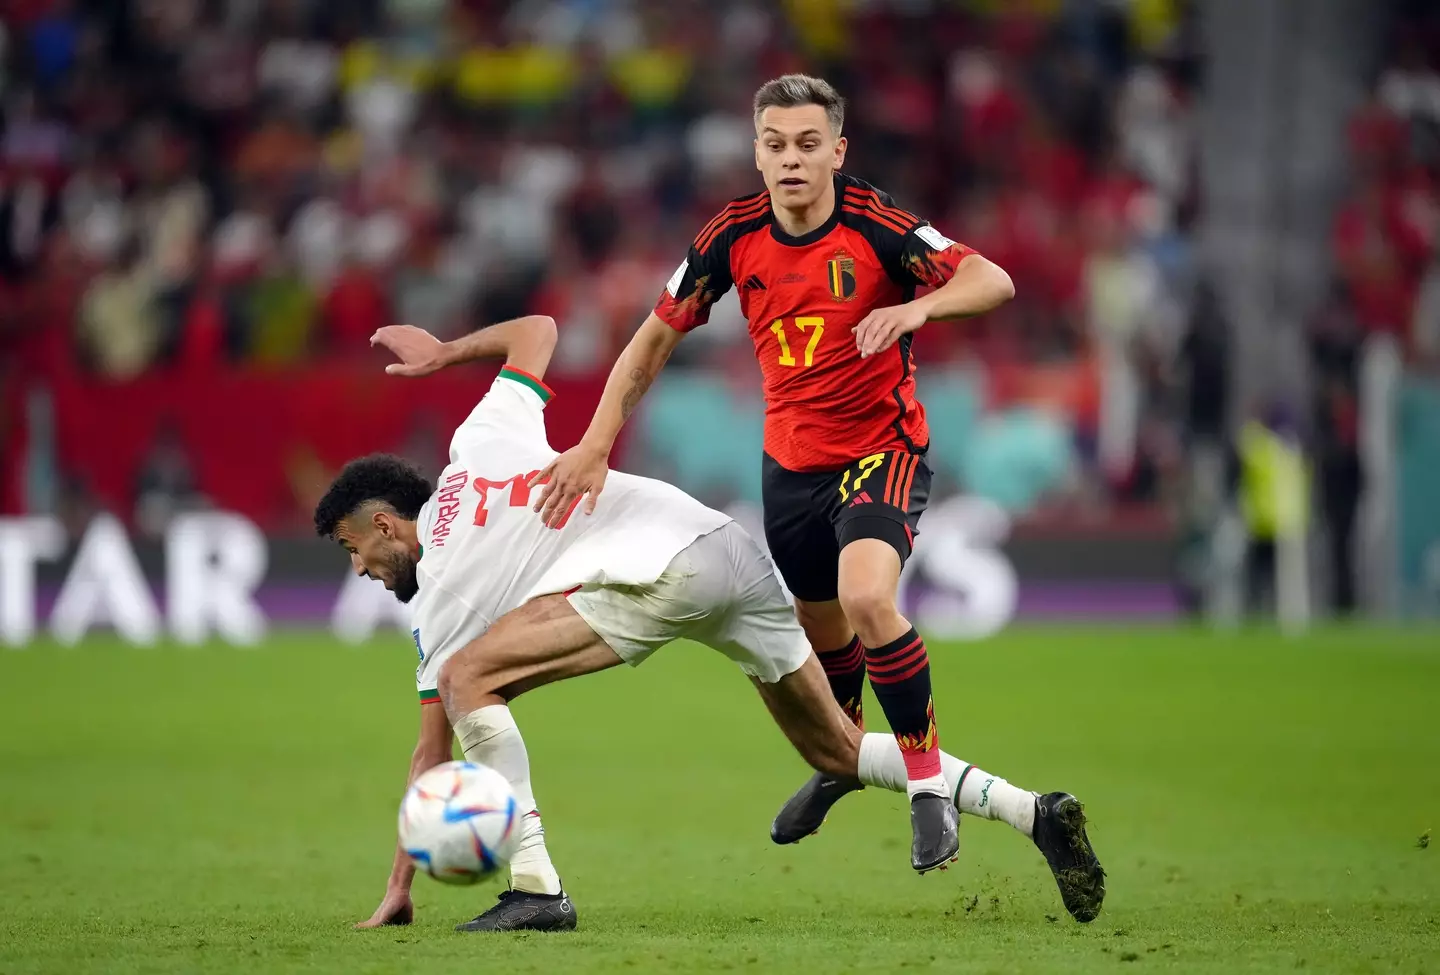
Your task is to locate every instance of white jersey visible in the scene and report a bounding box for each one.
[411,367,732,701]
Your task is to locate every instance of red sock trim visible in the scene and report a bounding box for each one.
[901,747,943,780]
[818,635,863,671]
[869,649,927,679]
[866,634,923,666]
[819,641,864,676]
[869,655,930,684]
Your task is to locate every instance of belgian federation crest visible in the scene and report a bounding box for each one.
[827,253,857,301]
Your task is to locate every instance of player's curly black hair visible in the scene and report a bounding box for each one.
[313,453,434,538]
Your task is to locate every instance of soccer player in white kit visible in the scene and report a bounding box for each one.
[320,315,1103,934]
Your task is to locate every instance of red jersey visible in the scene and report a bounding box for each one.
[654,173,976,472]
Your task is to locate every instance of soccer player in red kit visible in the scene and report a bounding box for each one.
[536,74,1100,895]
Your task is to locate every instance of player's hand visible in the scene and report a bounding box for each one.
[530,441,609,529]
[372,325,450,377]
[355,887,414,929]
[854,303,928,358]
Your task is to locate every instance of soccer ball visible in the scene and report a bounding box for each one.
[398,761,522,885]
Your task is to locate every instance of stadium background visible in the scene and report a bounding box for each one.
[4,0,1440,637]
[0,2,1438,973]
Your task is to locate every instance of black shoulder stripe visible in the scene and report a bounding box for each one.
[841,199,917,236]
[838,208,916,290]
[697,211,772,256]
[696,190,772,245]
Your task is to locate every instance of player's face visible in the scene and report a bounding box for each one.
[334,512,421,603]
[755,104,846,210]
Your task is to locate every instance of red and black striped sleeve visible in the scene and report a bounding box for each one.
[840,179,977,290]
[654,192,770,331]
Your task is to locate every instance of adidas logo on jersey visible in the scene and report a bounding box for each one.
[847,491,874,507]
[742,274,767,291]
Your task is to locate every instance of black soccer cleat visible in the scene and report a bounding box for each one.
[911,791,960,873]
[770,772,865,844]
[1031,792,1105,922]
[455,889,577,933]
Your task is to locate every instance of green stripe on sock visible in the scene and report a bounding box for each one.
[953,764,974,805]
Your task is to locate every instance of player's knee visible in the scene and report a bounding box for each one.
[437,652,500,704]
[793,599,851,650]
[836,583,899,643]
[435,658,465,705]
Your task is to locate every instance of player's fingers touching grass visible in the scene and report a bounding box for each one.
[355,889,414,929]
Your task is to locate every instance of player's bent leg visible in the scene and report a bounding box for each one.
[436,593,625,717]
[837,538,945,791]
[725,534,955,871]
[753,656,868,845]
[445,701,571,917]
[762,456,865,728]
[835,536,955,870]
[835,538,908,646]
[755,658,956,872]
[768,597,870,848]
[438,595,620,928]
[750,654,862,778]
[792,597,866,729]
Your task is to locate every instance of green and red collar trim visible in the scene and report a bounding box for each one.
[499,366,553,404]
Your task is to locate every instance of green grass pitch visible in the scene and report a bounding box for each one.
[1,627,1437,973]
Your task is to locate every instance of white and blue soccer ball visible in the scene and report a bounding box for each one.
[398,761,522,885]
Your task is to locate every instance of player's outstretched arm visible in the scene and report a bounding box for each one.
[908,253,1015,322]
[356,703,455,930]
[530,312,684,527]
[371,315,559,381]
[855,255,1015,358]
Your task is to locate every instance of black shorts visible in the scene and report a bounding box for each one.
[761,450,932,603]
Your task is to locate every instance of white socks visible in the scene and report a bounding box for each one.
[857,732,1036,836]
[453,704,563,896]
[955,764,1036,836]
[906,773,949,801]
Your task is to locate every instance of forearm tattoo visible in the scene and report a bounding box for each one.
[620,367,651,421]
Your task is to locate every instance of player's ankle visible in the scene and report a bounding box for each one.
[905,771,948,800]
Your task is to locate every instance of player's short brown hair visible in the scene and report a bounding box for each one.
[753,74,845,136]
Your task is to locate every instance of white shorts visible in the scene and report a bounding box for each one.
[566,521,811,684]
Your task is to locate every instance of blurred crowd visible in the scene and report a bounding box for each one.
[1292,1,1440,613]
[1329,12,1440,368]
[0,0,1211,523]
